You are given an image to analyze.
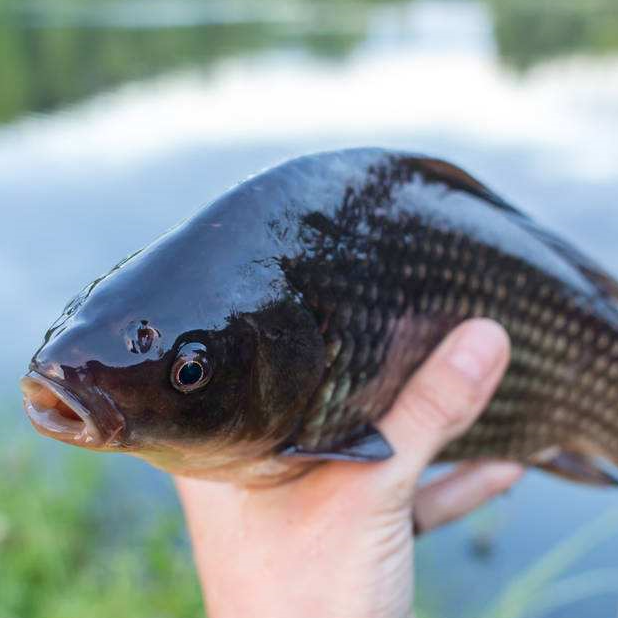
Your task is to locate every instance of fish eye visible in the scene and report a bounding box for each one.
[178,362,203,385]
[171,343,212,394]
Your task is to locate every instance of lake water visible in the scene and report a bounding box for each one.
[1,0,618,615]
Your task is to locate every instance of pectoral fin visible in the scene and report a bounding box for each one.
[279,424,394,462]
[531,446,618,487]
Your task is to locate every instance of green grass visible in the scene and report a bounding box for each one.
[0,442,203,618]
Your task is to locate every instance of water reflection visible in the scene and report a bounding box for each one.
[0,0,617,125]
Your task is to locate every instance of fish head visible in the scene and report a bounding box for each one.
[21,220,325,480]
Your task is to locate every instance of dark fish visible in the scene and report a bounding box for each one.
[20,148,618,485]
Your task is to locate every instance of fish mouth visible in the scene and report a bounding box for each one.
[21,372,110,448]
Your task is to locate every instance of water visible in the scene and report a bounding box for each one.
[1,1,617,615]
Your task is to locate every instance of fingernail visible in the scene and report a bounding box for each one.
[482,461,526,493]
[482,461,525,483]
[448,320,509,382]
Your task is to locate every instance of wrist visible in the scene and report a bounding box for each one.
[177,477,413,618]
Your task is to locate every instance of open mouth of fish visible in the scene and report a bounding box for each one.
[21,372,106,448]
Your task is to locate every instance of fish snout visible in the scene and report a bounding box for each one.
[20,371,125,450]
[20,371,104,448]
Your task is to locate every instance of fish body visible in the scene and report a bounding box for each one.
[21,148,618,485]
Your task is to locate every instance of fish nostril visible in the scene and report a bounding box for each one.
[124,320,160,355]
[136,326,156,353]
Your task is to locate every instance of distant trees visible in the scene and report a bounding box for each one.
[487,0,618,69]
[0,0,617,125]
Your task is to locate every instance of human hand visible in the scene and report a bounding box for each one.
[175,319,523,618]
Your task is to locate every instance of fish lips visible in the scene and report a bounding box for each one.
[20,371,125,449]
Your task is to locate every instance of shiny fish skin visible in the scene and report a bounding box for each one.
[21,148,618,484]
[277,154,618,475]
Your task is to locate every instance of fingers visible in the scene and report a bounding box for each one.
[412,461,524,535]
[379,319,511,478]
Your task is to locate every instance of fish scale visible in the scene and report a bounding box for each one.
[283,162,618,479]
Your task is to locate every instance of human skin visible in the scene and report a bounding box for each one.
[175,319,524,618]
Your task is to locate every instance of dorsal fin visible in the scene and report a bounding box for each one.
[414,155,618,309]
[416,157,525,216]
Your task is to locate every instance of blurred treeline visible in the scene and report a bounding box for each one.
[0,0,617,126]
[489,0,618,70]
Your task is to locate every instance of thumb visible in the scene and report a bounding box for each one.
[379,318,510,481]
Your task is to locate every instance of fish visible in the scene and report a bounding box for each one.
[20,147,618,486]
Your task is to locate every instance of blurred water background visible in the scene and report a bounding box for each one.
[1,0,618,616]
